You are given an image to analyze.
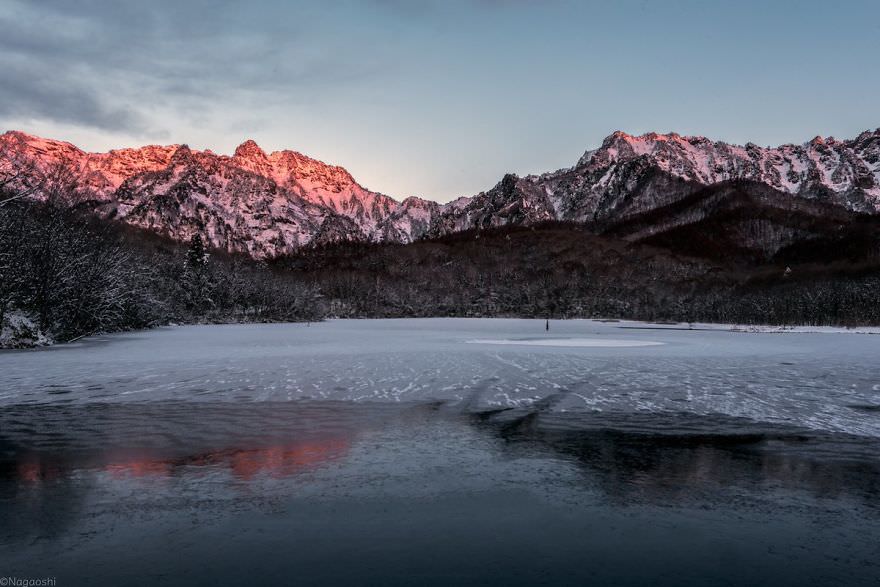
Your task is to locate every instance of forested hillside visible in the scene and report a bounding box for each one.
[0,196,322,348]
[279,223,880,326]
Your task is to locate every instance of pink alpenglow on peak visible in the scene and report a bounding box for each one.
[0,130,439,258]
[1,128,879,258]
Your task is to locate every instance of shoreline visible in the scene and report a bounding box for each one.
[5,315,880,351]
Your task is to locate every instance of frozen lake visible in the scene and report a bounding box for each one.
[2,319,880,585]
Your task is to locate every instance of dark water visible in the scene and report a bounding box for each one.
[1,401,879,586]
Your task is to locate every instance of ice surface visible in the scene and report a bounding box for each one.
[466,337,664,347]
[2,318,880,437]
[3,318,880,585]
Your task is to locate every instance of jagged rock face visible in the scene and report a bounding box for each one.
[437,129,880,239]
[577,130,880,213]
[2,128,879,259]
[513,130,880,224]
[0,131,437,258]
[435,174,557,235]
[112,146,334,257]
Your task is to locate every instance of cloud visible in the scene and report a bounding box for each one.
[0,0,380,137]
[0,62,149,133]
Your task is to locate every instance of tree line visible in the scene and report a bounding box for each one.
[277,224,880,327]
[0,155,322,346]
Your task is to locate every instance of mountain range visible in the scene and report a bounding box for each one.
[2,128,879,261]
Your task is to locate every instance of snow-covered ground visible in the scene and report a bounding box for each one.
[2,318,880,438]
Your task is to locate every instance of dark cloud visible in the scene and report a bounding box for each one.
[0,0,380,136]
[0,62,149,133]
[0,0,544,137]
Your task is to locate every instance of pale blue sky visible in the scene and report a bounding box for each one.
[1,0,878,201]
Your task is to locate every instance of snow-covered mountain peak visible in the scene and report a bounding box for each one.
[1,130,84,163]
[233,139,268,161]
[594,130,708,163]
[230,139,274,177]
[0,130,445,256]
[562,129,880,210]
[854,128,880,143]
[170,144,193,162]
[3,127,880,259]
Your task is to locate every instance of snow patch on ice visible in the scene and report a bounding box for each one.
[466,338,663,348]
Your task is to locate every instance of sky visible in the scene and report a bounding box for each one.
[1,0,878,202]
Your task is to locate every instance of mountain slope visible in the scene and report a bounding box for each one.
[2,128,879,260]
[439,129,880,262]
[460,129,880,228]
[0,131,437,257]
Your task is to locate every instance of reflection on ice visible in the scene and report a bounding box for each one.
[0,402,379,485]
[2,401,879,507]
[484,409,880,508]
[97,440,351,481]
[2,400,880,586]
[2,320,880,585]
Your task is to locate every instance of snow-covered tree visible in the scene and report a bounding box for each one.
[186,233,209,271]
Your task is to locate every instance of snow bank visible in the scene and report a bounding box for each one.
[0,310,52,349]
